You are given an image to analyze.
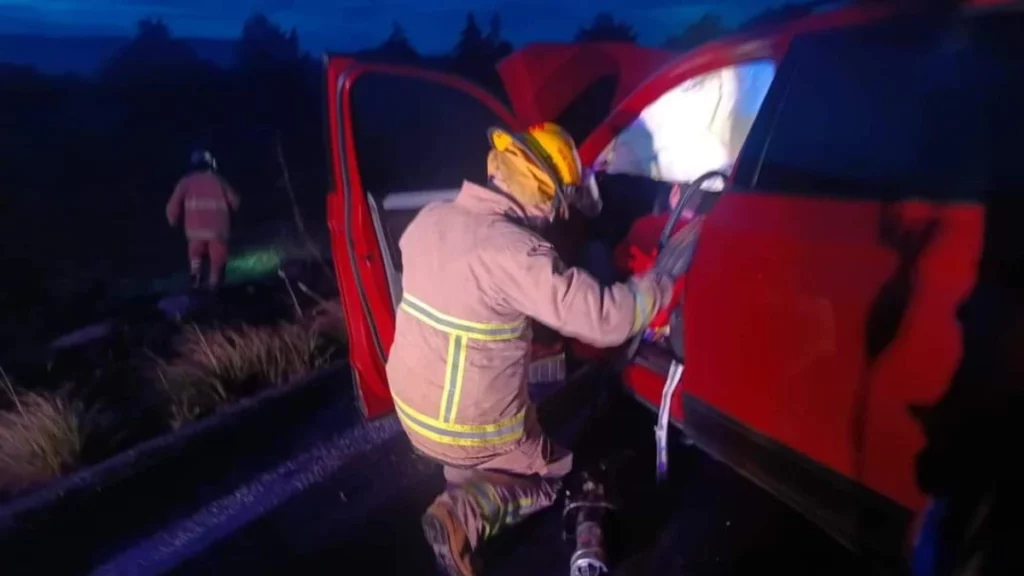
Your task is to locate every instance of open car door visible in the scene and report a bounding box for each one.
[325,45,684,419]
[579,35,785,410]
[325,57,519,418]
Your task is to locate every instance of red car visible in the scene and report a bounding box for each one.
[325,1,1021,570]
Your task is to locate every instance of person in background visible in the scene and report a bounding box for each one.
[165,150,240,289]
[388,122,673,575]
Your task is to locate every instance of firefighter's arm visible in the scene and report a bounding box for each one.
[223,179,241,210]
[166,182,186,226]
[486,233,673,348]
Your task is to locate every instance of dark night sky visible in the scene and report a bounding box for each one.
[0,0,792,52]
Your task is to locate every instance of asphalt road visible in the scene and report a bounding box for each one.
[173,375,870,576]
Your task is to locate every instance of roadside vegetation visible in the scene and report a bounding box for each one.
[0,371,84,497]
[0,279,345,503]
[153,320,339,428]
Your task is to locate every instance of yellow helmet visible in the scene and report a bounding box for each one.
[487,122,583,219]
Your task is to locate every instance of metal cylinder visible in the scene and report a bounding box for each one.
[564,471,614,576]
[569,515,609,576]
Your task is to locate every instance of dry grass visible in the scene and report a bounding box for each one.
[0,369,83,496]
[153,322,338,428]
[309,299,346,344]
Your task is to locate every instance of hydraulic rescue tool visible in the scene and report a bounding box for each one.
[563,469,615,576]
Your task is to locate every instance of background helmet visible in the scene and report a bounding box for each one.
[189,149,218,171]
[487,122,583,220]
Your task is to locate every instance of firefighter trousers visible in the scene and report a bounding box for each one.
[432,435,573,550]
[187,238,229,288]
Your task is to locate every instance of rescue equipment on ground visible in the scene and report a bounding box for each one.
[564,470,615,576]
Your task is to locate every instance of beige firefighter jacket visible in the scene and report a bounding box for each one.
[386,180,673,468]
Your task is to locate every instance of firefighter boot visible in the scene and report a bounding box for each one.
[422,500,476,576]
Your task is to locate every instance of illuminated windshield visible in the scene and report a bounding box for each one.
[597,60,776,183]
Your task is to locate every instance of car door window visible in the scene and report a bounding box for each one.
[347,72,511,304]
[735,14,1023,201]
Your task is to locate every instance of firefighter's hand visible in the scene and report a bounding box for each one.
[643,324,670,343]
[627,246,655,273]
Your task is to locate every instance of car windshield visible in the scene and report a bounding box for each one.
[596,60,776,183]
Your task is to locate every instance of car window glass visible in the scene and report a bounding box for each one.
[349,72,508,201]
[346,72,509,283]
[596,60,776,183]
[739,14,1023,201]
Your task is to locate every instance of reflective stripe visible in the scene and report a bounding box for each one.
[505,496,535,525]
[627,279,652,334]
[398,292,525,428]
[464,481,501,539]
[441,334,468,422]
[462,480,536,539]
[185,198,227,211]
[400,294,524,341]
[186,229,226,240]
[392,394,525,447]
[381,188,459,210]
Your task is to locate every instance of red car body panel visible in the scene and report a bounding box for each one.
[496,43,678,127]
[685,194,983,509]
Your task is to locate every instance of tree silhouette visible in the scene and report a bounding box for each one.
[100,18,199,77]
[136,18,171,42]
[368,21,419,63]
[451,12,512,90]
[486,14,514,61]
[237,13,301,69]
[663,14,728,52]
[738,1,828,32]
[453,13,486,60]
[575,12,639,43]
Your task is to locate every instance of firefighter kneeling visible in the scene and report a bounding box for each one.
[385,122,673,575]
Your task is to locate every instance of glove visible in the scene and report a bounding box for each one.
[648,270,676,307]
[627,246,656,274]
[643,324,671,343]
[627,269,675,334]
